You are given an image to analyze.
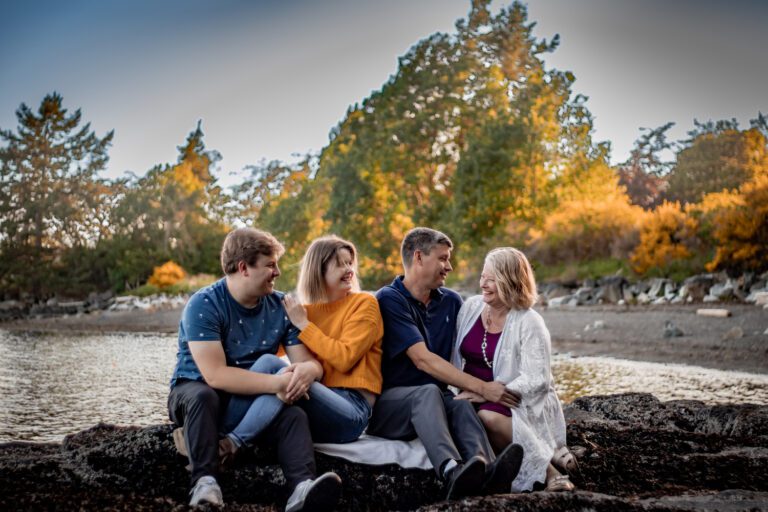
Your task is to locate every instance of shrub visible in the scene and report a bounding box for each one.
[705,173,768,273]
[528,197,645,265]
[147,261,186,289]
[630,201,699,275]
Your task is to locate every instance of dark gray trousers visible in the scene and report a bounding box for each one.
[367,384,495,477]
[168,380,316,490]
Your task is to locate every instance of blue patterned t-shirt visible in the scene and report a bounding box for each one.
[170,278,301,388]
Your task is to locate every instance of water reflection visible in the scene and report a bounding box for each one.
[552,355,768,404]
[0,330,176,443]
[1,331,766,443]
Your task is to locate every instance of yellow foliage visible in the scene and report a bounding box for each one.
[530,197,645,264]
[705,173,768,272]
[529,163,645,264]
[630,202,698,275]
[147,261,187,288]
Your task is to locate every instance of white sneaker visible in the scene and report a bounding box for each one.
[189,475,223,506]
[285,472,341,512]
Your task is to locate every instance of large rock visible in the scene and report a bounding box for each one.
[681,274,717,302]
[1,394,766,511]
[595,276,628,304]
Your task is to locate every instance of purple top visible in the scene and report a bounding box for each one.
[459,316,511,417]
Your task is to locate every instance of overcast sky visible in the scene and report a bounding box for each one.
[2,0,766,186]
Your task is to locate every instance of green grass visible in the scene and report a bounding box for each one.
[533,258,633,283]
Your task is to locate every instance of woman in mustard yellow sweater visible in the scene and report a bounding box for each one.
[282,235,384,443]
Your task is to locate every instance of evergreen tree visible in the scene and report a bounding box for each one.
[0,93,113,299]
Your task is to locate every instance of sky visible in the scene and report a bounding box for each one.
[2,0,766,187]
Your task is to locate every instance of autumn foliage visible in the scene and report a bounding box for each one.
[147,261,186,289]
[2,3,766,301]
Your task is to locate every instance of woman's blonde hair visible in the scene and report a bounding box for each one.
[484,247,538,310]
[297,235,361,303]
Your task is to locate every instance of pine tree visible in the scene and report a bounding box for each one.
[0,93,113,299]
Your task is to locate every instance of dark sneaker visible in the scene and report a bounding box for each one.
[445,455,486,500]
[189,475,223,506]
[483,443,524,494]
[285,472,342,512]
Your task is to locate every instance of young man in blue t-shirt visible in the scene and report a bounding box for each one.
[168,227,341,510]
[369,227,524,499]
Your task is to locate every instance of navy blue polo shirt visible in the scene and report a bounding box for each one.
[376,276,463,390]
[170,278,301,388]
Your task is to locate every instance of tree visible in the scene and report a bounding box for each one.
[666,124,768,204]
[0,93,113,299]
[312,1,604,286]
[617,123,675,210]
[705,173,768,274]
[106,123,228,290]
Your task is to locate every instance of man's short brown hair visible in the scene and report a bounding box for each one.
[220,228,285,274]
[401,227,453,268]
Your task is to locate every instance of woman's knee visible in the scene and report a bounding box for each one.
[478,410,512,436]
[248,353,287,374]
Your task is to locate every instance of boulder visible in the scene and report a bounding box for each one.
[682,275,717,302]
[595,276,628,304]
[1,394,766,511]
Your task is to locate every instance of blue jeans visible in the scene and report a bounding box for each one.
[221,354,372,445]
[299,385,372,443]
[221,354,287,447]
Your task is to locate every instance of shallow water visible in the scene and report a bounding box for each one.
[1,330,766,443]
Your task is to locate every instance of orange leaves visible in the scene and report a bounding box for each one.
[630,202,697,275]
[705,173,768,272]
[147,261,186,289]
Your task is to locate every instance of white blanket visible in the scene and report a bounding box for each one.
[315,434,432,470]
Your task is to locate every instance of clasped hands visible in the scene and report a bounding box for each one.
[455,381,521,409]
[275,361,315,404]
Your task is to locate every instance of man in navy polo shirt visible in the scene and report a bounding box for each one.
[168,227,341,511]
[368,227,524,499]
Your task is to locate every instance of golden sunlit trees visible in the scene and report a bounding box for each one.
[704,173,768,273]
[630,201,699,276]
[529,163,645,266]
[666,124,768,204]
[310,1,605,287]
[106,124,228,290]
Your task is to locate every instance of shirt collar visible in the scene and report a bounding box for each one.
[392,275,445,304]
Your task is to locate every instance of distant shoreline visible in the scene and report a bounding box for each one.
[2,302,765,375]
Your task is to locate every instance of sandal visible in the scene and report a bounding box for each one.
[545,474,575,492]
[551,446,579,474]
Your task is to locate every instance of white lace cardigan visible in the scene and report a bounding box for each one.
[451,295,567,491]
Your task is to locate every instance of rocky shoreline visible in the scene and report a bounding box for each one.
[2,393,766,511]
[1,271,767,323]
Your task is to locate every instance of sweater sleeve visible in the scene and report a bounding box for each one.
[299,295,384,373]
[505,312,552,398]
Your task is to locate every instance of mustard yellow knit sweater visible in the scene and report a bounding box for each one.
[299,292,384,394]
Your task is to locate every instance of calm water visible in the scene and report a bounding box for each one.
[1,330,767,443]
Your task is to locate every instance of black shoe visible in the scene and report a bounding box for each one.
[445,455,486,500]
[483,443,524,495]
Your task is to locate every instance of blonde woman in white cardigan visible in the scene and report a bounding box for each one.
[451,247,575,492]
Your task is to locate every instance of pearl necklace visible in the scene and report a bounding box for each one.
[481,308,497,369]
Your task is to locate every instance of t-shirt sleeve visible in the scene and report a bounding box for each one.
[377,290,425,359]
[278,300,302,347]
[181,293,222,342]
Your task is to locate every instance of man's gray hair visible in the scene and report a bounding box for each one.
[401,227,453,268]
